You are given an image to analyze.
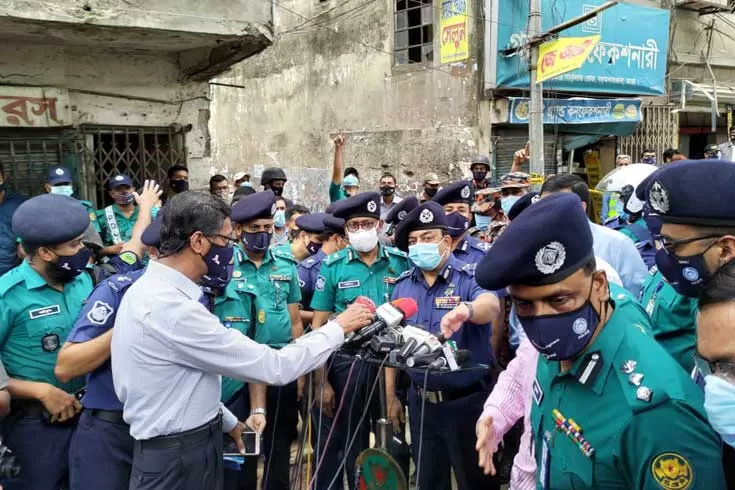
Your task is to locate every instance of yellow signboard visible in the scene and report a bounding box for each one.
[536,36,600,84]
[440,0,469,64]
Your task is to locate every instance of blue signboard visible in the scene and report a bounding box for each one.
[508,98,642,124]
[490,0,670,95]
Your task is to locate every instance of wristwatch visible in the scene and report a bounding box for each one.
[250,408,266,416]
[462,301,475,321]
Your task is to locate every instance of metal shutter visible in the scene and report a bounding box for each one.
[493,127,558,178]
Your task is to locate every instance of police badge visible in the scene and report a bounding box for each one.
[648,181,670,214]
[419,209,433,224]
[87,301,114,325]
[367,200,377,213]
[535,241,566,274]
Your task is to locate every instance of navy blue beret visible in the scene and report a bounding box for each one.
[432,180,474,206]
[395,201,448,252]
[641,159,735,226]
[12,194,90,245]
[296,213,327,234]
[231,190,276,223]
[330,192,381,221]
[323,214,345,234]
[385,196,419,225]
[476,193,594,290]
[48,165,73,185]
[508,191,540,221]
[108,174,133,189]
[142,216,162,247]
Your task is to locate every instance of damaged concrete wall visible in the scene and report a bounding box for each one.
[210,0,485,208]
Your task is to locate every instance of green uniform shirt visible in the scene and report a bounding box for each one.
[0,260,91,393]
[311,244,410,313]
[618,216,646,242]
[531,284,725,490]
[234,246,301,348]
[213,265,258,404]
[96,204,139,246]
[80,200,100,233]
[638,268,698,373]
[329,182,346,203]
[272,243,295,259]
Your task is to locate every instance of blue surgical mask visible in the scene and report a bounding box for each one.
[273,210,286,228]
[474,214,491,230]
[241,231,271,253]
[501,196,520,214]
[642,156,656,165]
[51,185,74,197]
[704,375,735,447]
[654,247,711,297]
[151,206,161,220]
[408,242,445,271]
[200,241,234,290]
[517,283,601,360]
[241,182,253,188]
[445,212,469,238]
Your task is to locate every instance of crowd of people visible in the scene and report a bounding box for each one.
[0,130,732,490]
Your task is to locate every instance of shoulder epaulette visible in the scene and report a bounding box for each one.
[0,268,25,297]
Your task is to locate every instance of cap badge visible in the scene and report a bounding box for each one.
[535,241,566,275]
[367,200,377,213]
[55,168,65,176]
[648,181,670,214]
[115,175,124,181]
[397,210,407,221]
[531,194,541,204]
[419,209,434,224]
[460,186,471,199]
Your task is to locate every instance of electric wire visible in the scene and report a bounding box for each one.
[413,367,431,490]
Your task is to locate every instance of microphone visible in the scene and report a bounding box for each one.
[410,333,444,358]
[354,296,377,314]
[428,349,472,370]
[405,350,443,368]
[347,298,418,345]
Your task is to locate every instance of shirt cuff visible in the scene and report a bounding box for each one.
[220,404,238,433]
[319,320,346,347]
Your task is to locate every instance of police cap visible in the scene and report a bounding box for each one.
[507,191,540,221]
[108,174,133,190]
[395,201,448,252]
[142,216,162,247]
[323,214,345,235]
[330,192,381,221]
[385,196,419,225]
[432,180,474,206]
[641,159,735,226]
[47,165,73,185]
[296,213,327,234]
[476,193,594,290]
[231,190,277,223]
[12,194,90,246]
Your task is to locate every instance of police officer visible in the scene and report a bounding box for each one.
[470,155,491,192]
[231,190,304,490]
[0,194,93,490]
[310,192,410,490]
[97,174,139,257]
[475,192,726,489]
[383,196,419,246]
[45,165,100,233]
[387,201,502,490]
[432,180,491,264]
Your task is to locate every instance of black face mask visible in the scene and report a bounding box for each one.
[170,179,189,194]
[424,187,438,198]
[380,186,395,196]
[271,186,284,197]
[473,170,487,182]
[47,248,91,284]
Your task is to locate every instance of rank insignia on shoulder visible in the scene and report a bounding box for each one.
[651,452,692,490]
[636,386,653,402]
[628,373,644,387]
[621,360,637,374]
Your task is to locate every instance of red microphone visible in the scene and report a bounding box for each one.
[354,296,377,314]
[347,297,418,344]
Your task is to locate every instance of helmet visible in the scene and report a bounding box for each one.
[470,155,491,170]
[260,167,287,186]
[703,144,720,158]
[596,163,657,214]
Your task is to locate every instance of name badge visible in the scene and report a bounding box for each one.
[434,296,461,310]
[338,280,360,289]
[270,274,292,281]
[29,305,61,320]
[532,378,544,405]
[384,277,397,285]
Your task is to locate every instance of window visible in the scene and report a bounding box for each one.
[395,0,434,65]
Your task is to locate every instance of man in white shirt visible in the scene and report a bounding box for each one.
[111,192,373,490]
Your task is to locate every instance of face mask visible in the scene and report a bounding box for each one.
[501,196,520,214]
[241,231,271,253]
[517,282,602,360]
[114,192,135,205]
[271,186,284,197]
[654,247,711,297]
[348,229,379,253]
[273,210,286,228]
[200,241,235,290]
[48,248,92,284]
[473,170,487,182]
[51,185,74,197]
[424,187,438,198]
[151,206,161,220]
[704,375,735,447]
[170,180,189,193]
[474,214,492,229]
[408,242,445,271]
[305,240,322,256]
[241,182,253,188]
[642,156,656,165]
[445,212,470,238]
[380,186,395,196]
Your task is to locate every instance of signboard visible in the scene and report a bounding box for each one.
[485,0,670,95]
[537,36,600,83]
[508,98,642,125]
[0,87,72,127]
[440,0,469,63]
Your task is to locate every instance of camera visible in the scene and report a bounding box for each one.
[0,439,20,479]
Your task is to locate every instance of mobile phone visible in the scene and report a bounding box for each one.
[224,429,261,456]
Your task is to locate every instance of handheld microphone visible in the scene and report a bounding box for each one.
[428,349,472,370]
[410,334,444,358]
[347,298,418,345]
[406,350,443,368]
[354,296,377,314]
[396,337,418,362]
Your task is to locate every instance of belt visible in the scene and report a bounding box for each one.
[414,379,489,404]
[10,400,46,418]
[89,409,127,425]
[139,415,222,450]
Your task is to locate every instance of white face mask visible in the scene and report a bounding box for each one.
[348,229,379,253]
[51,185,74,197]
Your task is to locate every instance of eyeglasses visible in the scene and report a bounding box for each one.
[659,234,721,254]
[694,355,735,384]
[209,234,238,247]
[345,220,378,233]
